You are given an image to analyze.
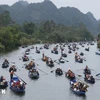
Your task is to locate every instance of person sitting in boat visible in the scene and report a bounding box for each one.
[42,53,44,59]
[50,59,54,65]
[42,53,48,61]
[3,59,9,64]
[23,54,29,60]
[85,74,95,81]
[2,59,9,68]
[66,69,72,76]
[43,56,48,61]
[84,65,91,75]
[11,80,16,87]
[53,47,57,51]
[90,76,95,81]
[59,56,65,63]
[78,82,84,90]
[46,58,49,65]
[0,76,5,82]
[27,61,35,69]
[80,84,88,92]
[10,70,14,80]
[16,79,20,86]
[70,72,75,80]
[75,52,78,60]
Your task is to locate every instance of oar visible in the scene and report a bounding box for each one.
[34,62,39,66]
[62,58,69,62]
[54,60,60,65]
[14,73,27,85]
[51,70,55,73]
[75,74,82,77]
[36,67,48,75]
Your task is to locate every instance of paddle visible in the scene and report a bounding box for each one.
[14,73,27,85]
[54,60,60,65]
[76,68,94,72]
[75,74,82,77]
[62,58,69,62]
[51,70,55,73]
[36,67,48,75]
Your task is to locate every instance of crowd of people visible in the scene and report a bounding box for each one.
[71,80,88,92]
[11,79,25,90]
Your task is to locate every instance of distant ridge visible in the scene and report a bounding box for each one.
[0,0,100,34]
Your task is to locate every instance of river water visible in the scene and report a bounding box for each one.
[0,43,100,100]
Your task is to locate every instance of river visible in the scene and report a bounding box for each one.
[0,43,100,100]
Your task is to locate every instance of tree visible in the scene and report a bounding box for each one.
[23,22,35,35]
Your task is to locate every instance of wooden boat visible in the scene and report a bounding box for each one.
[70,87,86,95]
[2,62,9,68]
[25,48,30,52]
[51,50,58,54]
[84,77,95,84]
[80,52,84,56]
[62,53,67,57]
[36,50,40,54]
[85,48,89,51]
[75,58,83,63]
[70,79,86,95]
[46,61,54,67]
[22,57,29,61]
[55,68,63,75]
[28,70,39,79]
[44,45,49,49]
[84,70,91,75]
[0,81,8,89]
[25,51,30,55]
[68,50,72,53]
[65,73,76,80]
[59,59,65,63]
[10,77,25,93]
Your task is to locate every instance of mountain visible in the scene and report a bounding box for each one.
[0,0,99,34]
[98,19,100,23]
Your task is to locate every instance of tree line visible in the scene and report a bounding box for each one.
[0,11,94,53]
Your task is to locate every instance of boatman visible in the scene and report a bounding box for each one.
[10,70,14,80]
